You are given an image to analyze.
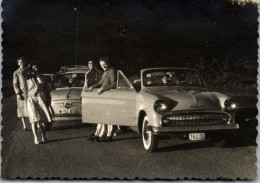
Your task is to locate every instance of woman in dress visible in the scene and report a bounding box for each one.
[21,64,52,144]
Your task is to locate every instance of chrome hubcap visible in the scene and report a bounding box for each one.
[142,119,151,149]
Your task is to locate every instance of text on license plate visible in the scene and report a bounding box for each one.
[59,108,79,114]
[189,133,205,141]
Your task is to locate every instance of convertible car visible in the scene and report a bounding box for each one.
[81,67,239,152]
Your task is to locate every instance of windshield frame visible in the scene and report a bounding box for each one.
[141,68,205,89]
[53,72,87,88]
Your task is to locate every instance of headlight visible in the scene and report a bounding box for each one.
[224,99,236,110]
[154,100,168,112]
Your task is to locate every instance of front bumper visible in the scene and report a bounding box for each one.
[150,124,239,134]
[52,116,82,122]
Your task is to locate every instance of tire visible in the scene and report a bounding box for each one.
[45,122,52,131]
[142,116,159,152]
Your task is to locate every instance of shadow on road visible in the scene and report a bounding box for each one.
[224,125,257,148]
[113,136,140,142]
[47,135,90,143]
[22,123,92,132]
[157,140,213,152]
[49,123,91,131]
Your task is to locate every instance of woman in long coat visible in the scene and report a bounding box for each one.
[22,65,52,144]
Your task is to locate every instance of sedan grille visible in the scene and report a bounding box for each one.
[162,112,230,126]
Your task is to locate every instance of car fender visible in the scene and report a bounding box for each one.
[136,91,162,128]
[211,92,231,109]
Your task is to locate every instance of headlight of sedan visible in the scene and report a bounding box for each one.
[224,99,236,111]
[154,100,168,112]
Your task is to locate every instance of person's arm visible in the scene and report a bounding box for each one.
[101,69,116,91]
[13,72,21,95]
[21,66,32,79]
[83,72,88,91]
[92,79,102,89]
[92,69,103,88]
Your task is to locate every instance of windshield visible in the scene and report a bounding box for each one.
[54,73,85,88]
[143,69,203,87]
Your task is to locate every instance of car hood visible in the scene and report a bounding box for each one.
[50,87,82,100]
[145,87,222,111]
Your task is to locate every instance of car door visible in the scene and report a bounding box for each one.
[81,70,137,126]
[113,70,137,126]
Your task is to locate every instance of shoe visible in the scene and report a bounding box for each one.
[42,136,48,143]
[89,135,99,142]
[34,140,40,145]
[23,127,27,132]
[105,136,113,142]
[98,136,106,142]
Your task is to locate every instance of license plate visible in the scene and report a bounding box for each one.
[189,133,205,141]
[59,108,79,114]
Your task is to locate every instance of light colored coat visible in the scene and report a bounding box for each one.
[13,68,28,117]
[22,70,52,123]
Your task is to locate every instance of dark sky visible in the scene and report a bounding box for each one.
[2,0,258,78]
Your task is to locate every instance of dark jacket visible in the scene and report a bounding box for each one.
[84,67,103,89]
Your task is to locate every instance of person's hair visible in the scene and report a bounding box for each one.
[99,57,110,64]
[88,60,95,66]
[17,57,26,64]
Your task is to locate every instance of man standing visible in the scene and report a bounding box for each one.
[83,60,103,91]
[13,57,28,131]
[89,57,116,142]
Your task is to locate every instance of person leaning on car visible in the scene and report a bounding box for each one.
[89,57,116,94]
[83,60,103,91]
[88,57,116,142]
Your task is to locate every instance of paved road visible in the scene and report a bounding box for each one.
[1,96,257,179]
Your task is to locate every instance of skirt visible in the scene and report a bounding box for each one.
[27,91,52,123]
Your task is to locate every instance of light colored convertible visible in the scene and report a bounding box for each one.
[81,67,239,152]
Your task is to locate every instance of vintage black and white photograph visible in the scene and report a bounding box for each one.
[1,0,259,180]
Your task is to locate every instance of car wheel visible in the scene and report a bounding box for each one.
[142,116,159,152]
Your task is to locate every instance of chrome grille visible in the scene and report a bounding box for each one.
[162,112,230,126]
